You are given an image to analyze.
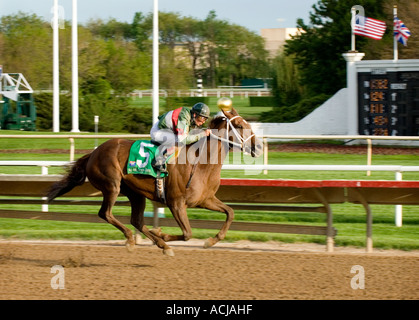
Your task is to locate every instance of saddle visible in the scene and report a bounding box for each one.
[127,140,175,204]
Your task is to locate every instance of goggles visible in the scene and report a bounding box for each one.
[195,115,208,123]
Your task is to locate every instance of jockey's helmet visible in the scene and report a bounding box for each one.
[191,103,210,119]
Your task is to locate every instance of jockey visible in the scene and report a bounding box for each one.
[150,102,211,173]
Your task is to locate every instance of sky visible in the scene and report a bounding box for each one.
[0,0,317,34]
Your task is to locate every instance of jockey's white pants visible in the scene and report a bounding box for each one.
[150,121,176,156]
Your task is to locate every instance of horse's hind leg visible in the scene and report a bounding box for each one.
[98,188,135,251]
[122,184,174,256]
[150,200,192,243]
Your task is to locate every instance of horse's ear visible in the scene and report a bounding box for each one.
[221,107,239,118]
[221,108,230,118]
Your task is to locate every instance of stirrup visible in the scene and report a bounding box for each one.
[152,157,168,174]
[155,176,166,204]
[154,163,168,174]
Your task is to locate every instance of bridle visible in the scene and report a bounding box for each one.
[210,115,255,151]
[187,115,255,189]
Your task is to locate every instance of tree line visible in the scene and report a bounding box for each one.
[0,10,269,93]
[0,10,269,132]
[0,0,417,132]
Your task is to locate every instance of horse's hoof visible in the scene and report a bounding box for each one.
[163,248,175,257]
[204,237,216,249]
[134,233,142,245]
[125,240,136,252]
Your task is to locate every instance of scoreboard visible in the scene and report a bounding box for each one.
[358,71,419,136]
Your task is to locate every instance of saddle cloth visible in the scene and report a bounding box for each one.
[127,140,173,178]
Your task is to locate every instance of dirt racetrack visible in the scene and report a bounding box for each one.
[0,239,418,301]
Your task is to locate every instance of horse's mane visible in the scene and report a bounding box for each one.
[209,115,227,130]
[208,108,239,129]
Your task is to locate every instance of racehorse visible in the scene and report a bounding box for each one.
[47,108,263,256]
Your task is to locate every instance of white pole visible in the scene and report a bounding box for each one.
[152,0,164,219]
[197,78,203,97]
[351,6,356,52]
[94,115,99,148]
[393,5,398,61]
[71,0,80,132]
[53,0,60,132]
[395,171,403,227]
[152,0,159,123]
[342,52,365,135]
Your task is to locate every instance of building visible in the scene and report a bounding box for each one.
[260,28,302,58]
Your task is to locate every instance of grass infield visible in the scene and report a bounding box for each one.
[0,130,418,250]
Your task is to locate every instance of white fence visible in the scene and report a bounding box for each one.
[1,133,419,163]
[131,88,271,98]
[1,134,418,227]
[1,160,418,228]
[1,161,418,178]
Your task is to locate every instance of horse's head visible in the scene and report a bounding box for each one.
[210,107,263,158]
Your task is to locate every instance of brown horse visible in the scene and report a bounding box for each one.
[47,108,263,256]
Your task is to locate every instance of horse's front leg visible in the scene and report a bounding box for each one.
[199,196,234,248]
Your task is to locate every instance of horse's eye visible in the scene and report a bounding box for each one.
[237,125,242,129]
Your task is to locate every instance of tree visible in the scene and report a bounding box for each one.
[272,53,304,107]
[382,0,419,59]
[180,16,206,80]
[285,0,390,96]
[158,12,184,50]
[200,10,269,87]
[0,13,52,89]
[105,40,152,93]
[218,23,269,86]
[201,10,229,87]
[86,18,132,41]
[131,12,152,52]
[159,46,192,90]
[77,28,110,95]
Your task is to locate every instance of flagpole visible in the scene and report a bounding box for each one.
[393,5,398,61]
[71,0,80,132]
[152,0,159,124]
[53,0,59,132]
[351,6,356,51]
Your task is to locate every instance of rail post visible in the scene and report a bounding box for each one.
[395,171,403,227]
[41,165,49,212]
[367,138,372,176]
[69,138,75,162]
[263,138,268,174]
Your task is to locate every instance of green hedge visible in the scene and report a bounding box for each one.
[260,94,331,123]
[249,96,275,107]
[34,92,152,133]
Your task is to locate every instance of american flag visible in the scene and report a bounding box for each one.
[354,15,386,40]
[394,16,411,46]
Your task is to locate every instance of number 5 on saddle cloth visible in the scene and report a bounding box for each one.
[127,140,175,203]
[127,140,175,178]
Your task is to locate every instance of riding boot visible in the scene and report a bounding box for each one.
[152,149,169,174]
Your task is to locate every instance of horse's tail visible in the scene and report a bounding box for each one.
[46,153,91,203]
